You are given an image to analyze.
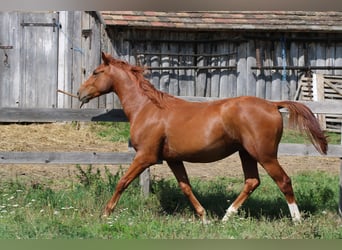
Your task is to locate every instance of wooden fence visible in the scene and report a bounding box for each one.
[0,98,341,216]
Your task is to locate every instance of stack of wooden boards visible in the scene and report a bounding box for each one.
[295,74,342,133]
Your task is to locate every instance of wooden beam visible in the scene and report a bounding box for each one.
[0,144,341,165]
[0,100,340,123]
[0,152,135,164]
[0,108,128,122]
[279,144,342,158]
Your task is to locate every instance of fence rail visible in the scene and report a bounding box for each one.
[0,97,341,216]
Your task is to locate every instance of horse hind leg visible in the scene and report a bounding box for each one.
[167,161,208,223]
[222,149,260,222]
[260,158,301,222]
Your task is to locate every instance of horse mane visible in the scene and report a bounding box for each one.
[108,57,174,109]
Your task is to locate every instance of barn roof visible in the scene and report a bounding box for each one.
[100,11,342,32]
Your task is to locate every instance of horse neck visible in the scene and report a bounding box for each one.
[111,70,149,121]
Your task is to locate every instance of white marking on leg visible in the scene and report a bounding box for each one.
[222,205,238,222]
[288,202,301,222]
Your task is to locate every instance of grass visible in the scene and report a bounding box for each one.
[90,122,130,143]
[0,166,341,239]
[1,123,340,239]
[281,129,340,145]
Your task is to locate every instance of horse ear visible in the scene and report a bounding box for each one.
[102,52,110,65]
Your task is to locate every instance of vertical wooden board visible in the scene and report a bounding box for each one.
[0,12,20,107]
[227,43,237,97]
[308,42,317,69]
[186,34,195,96]
[237,42,247,96]
[255,40,266,98]
[148,35,161,90]
[0,12,10,107]
[196,43,207,96]
[160,41,170,93]
[296,41,307,98]
[326,42,335,75]
[57,11,74,108]
[289,41,299,100]
[264,40,273,100]
[168,32,179,96]
[316,43,326,75]
[314,43,327,130]
[335,43,342,76]
[20,12,59,108]
[246,40,256,96]
[205,43,212,97]
[71,11,83,109]
[271,41,282,100]
[219,42,229,98]
[256,73,266,98]
[210,43,220,97]
[178,37,188,96]
[280,39,290,100]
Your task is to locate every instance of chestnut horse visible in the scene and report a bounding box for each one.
[78,52,327,223]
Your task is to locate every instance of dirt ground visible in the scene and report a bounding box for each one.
[0,123,340,188]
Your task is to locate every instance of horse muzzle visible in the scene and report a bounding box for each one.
[77,91,91,108]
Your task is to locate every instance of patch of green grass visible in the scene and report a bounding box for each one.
[91,122,130,143]
[0,166,341,239]
[281,129,341,144]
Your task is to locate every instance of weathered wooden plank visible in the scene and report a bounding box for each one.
[278,144,342,158]
[264,40,273,100]
[0,12,21,108]
[210,43,220,97]
[168,32,179,96]
[195,43,207,97]
[57,11,73,109]
[0,100,340,123]
[227,43,237,98]
[255,41,266,98]
[0,108,128,122]
[71,11,83,109]
[218,43,227,97]
[1,144,341,165]
[0,152,135,164]
[271,41,282,100]
[237,42,247,96]
[20,12,59,108]
[247,40,256,96]
[289,41,299,100]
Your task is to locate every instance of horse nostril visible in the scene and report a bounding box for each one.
[77,92,79,96]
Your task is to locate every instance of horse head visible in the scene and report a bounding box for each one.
[77,52,114,108]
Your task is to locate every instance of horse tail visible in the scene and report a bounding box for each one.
[273,101,328,155]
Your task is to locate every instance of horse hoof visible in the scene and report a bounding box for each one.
[202,219,211,225]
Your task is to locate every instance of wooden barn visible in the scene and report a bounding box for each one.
[1,11,342,115]
[0,11,106,109]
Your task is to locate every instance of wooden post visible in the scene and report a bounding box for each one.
[339,157,342,217]
[339,125,342,217]
[139,168,151,197]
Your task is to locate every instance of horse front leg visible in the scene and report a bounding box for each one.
[167,161,208,224]
[103,153,156,217]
